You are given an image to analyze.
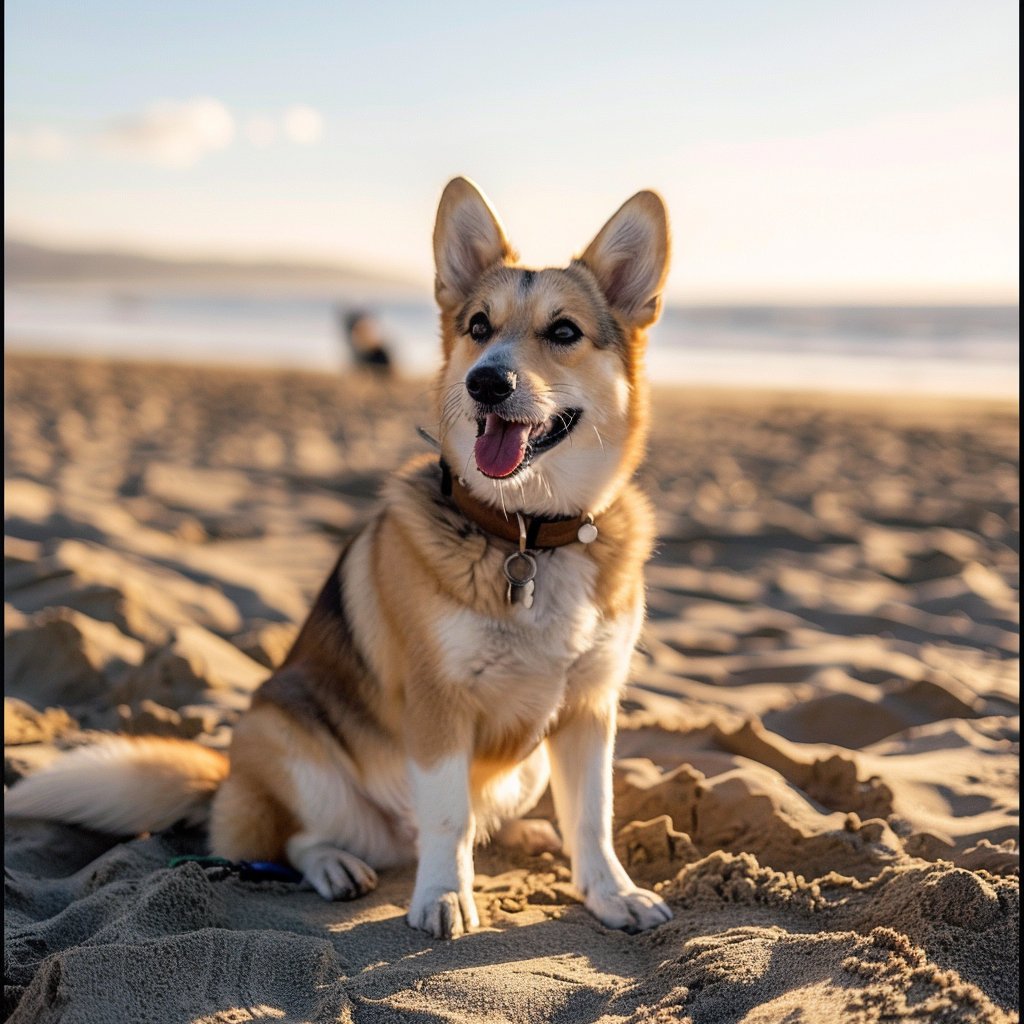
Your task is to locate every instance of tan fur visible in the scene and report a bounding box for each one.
[7,178,672,936]
[3,737,227,834]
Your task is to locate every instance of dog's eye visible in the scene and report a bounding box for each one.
[545,319,582,345]
[468,313,492,342]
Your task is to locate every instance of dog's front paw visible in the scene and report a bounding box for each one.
[407,887,480,939]
[586,886,672,933]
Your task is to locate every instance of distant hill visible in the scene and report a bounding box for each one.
[3,238,416,291]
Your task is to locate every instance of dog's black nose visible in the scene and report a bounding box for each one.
[466,365,516,407]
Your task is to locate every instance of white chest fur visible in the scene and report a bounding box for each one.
[434,545,601,704]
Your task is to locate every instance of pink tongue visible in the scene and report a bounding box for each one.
[474,414,531,478]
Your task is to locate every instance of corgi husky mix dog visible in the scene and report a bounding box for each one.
[6,178,672,939]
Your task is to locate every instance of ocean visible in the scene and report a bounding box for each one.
[4,286,1018,399]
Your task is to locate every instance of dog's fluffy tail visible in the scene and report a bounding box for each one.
[4,737,229,835]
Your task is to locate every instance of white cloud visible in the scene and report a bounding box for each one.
[246,107,325,147]
[283,105,324,145]
[244,114,278,148]
[7,99,324,169]
[94,97,235,168]
[5,127,71,161]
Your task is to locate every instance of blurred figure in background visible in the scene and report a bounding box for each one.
[339,308,393,378]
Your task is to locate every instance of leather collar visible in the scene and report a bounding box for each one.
[440,460,590,550]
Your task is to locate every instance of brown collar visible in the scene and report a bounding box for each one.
[441,460,590,550]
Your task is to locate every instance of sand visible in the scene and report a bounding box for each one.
[3,353,1019,1023]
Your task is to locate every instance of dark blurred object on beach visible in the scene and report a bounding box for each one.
[340,309,393,377]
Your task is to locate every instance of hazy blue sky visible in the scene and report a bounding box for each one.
[5,0,1019,301]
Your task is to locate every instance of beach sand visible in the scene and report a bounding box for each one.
[3,353,1019,1023]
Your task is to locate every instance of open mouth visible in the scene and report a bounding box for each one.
[473,408,582,479]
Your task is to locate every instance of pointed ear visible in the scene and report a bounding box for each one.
[433,177,513,312]
[579,191,670,328]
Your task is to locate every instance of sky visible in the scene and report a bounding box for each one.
[4,0,1020,303]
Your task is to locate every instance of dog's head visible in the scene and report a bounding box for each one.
[432,177,670,518]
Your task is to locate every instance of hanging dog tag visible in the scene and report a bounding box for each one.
[504,551,537,609]
[508,578,535,608]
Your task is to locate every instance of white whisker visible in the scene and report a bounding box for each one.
[514,475,527,510]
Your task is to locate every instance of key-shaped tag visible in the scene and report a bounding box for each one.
[504,552,537,609]
[507,578,535,608]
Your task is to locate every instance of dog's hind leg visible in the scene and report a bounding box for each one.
[276,731,414,901]
[494,818,562,855]
[215,701,412,901]
[214,769,382,900]
[209,771,295,863]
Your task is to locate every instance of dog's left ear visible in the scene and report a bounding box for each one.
[579,191,670,328]
[434,177,513,313]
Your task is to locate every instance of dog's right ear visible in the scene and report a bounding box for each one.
[433,177,513,313]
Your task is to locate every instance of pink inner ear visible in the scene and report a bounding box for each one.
[605,257,636,310]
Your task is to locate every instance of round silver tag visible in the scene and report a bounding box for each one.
[577,522,599,544]
[503,551,537,585]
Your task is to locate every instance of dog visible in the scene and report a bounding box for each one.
[6,177,672,939]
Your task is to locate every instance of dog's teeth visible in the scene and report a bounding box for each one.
[526,415,559,442]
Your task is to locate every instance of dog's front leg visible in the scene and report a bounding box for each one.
[548,703,672,932]
[406,751,480,939]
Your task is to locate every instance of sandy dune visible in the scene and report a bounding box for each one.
[4,354,1019,1023]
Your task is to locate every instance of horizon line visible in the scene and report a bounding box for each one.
[4,232,1019,309]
